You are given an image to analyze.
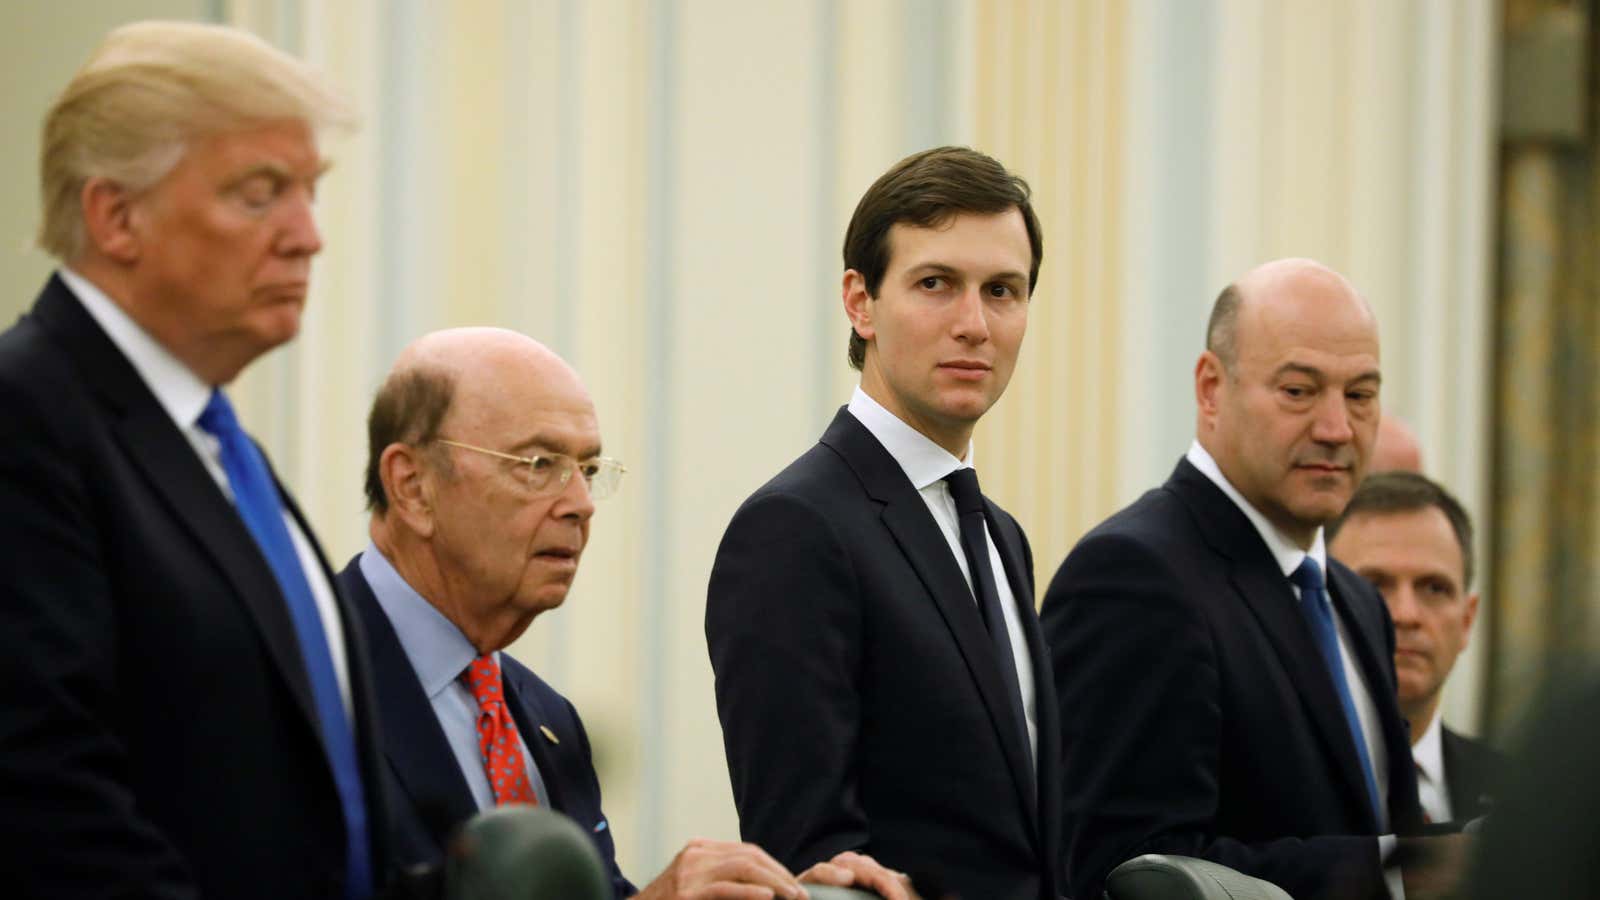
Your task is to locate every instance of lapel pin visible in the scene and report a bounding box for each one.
[539,724,560,745]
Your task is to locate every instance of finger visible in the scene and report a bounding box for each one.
[692,852,804,898]
[797,861,853,886]
[821,853,915,900]
[685,884,783,900]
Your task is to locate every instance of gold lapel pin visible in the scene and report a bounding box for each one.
[539,725,560,745]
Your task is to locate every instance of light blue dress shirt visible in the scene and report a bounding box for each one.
[359,545,549,809]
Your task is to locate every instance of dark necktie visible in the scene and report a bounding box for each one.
[1291,556,1383,826]
[944,468,1027,745]
[461,654,539,805]
[197,390,371,899]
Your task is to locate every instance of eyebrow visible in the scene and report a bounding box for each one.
[906,262,1029,283]
[226,159,334,186]
[1272,362,1382,386]
[508,433,604,459]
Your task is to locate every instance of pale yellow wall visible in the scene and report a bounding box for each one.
[15,0,1497,879]
[0,0,206,322]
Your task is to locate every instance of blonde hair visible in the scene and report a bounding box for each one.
[38,20,355,261]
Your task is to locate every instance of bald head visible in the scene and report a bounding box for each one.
[1196,258,1383,547]
[364,327,603,652]
[364,328,591,514]
[1207,258,1376,372]
[1370,414,1423,473]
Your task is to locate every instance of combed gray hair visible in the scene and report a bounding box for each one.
[38,20,355,261]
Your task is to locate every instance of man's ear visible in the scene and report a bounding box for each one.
[1195,351,1225,418]
[1460,591,1481,648]
[381,443,436,539]
[80,177,142,264]
[842,269,875,343]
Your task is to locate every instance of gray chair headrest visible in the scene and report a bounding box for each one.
[1105,854,1294,900]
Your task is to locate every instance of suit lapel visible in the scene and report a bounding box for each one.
[822,410,1039,837]
[34,279,324,739]
[1329,564,1423,832]
[987,500,1057,847]
[341,565,478,844]
[501,669,572,814]
[1170,460,1380,831]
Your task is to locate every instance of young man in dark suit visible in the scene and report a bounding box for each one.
[1329,471,1504,825]
[350,327,910,900]
[0,22,388,899]
[707,147,1062,900]
[1042,259,1466,900]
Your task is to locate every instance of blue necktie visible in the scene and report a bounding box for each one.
[198,390,372,899]
[1291,556,1383,827]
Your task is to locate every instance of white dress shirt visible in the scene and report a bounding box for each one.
[60,267,354,720]
[1412,712,1451,824]
[1187,441,1403,898]
[848,387,1038,765]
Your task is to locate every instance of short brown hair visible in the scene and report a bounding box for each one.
[1205,283,1243,371]
[364,366,456,513]
[841,146,1043,370]
[1329,471,1477,588]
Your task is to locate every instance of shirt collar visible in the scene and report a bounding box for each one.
[59,267,212,431]
[847,386,973,490]
[1412,708,1445,787]
[1186,440,1326,579]
[359,543,483,699]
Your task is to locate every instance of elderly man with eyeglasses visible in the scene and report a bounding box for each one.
[343,327,912,900]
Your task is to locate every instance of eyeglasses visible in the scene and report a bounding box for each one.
[435,439,626,500]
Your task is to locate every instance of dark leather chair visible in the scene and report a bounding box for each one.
[444,806,612,900]
[1106,854,1294,900]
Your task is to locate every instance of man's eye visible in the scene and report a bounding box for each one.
[1282,385,1311,399]
[235,175,279,209]
[919,276,945,290]
[527,456,556,473]
[987,283,1015,299]
[578,461,603,481]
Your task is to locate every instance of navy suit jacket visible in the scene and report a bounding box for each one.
[0,275,391,899]
[1441,726,1502,823]
[707,408,1064,900]
[1041,458,1423,900]
[337,560,634,899]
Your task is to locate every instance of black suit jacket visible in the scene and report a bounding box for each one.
[337,560,635,899]
[1440,726,1502,823]
[706,408,1063,900]
[0,275,390,899]
[1041,458,1423,900]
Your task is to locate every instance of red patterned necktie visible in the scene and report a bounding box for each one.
[460,654,538,806]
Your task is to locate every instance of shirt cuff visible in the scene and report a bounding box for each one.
[1380,834,1405,900]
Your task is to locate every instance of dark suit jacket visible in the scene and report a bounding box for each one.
[0,275,390,899]
[337,560,635,899]
[1041,458,1423,900]
[706,408,1063,900]
[1441,726,1502,823]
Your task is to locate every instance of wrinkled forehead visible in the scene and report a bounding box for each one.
[449,358,600,453]
[1237,280,1380,372]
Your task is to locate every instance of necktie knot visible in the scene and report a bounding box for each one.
[1290,556,1326,594]
[461,654,506,709]
[944,467,984,516]
[196,388,242,439]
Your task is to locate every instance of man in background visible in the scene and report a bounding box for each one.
[0,21,387,898]
[351,327,912,900]
[707,147,1062,899]
[1329,471,1502,825]
[1370,415,1423,473]
[1042,259,1456,900]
